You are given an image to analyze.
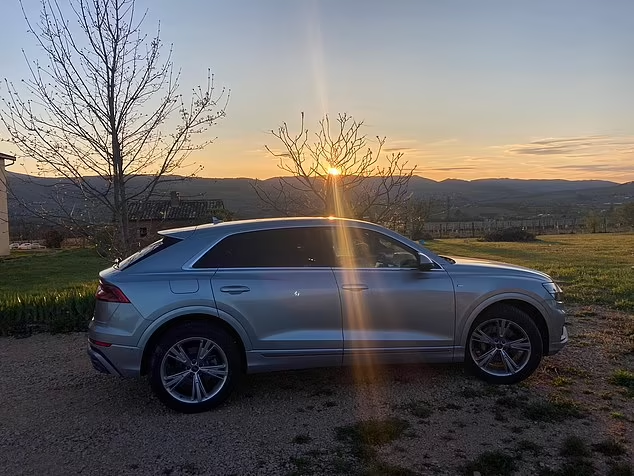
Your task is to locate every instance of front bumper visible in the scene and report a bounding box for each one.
[548,324,569,355]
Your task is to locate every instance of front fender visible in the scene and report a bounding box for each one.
[456,291,548,348]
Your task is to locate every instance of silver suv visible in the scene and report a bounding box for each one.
[88,217,568,413]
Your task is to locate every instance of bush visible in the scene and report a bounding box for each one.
[0,287,95,336]
[482,227,537,242]
[43,229,65,248]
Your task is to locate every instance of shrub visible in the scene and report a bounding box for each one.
[482,227,537,242]
[43,229,65,248]
[0,287,95,336]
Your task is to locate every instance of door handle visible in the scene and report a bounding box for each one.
[341,284,369,292]
[219,285,251,295]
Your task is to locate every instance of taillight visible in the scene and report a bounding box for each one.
[89,338,112,347]
[96,280,130,303]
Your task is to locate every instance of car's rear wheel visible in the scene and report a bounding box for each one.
[149,322,241,413]
[465,305,543,384]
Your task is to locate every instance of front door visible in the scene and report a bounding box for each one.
[328,226,455,364]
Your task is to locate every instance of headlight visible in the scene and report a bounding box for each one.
[542,282,563,302]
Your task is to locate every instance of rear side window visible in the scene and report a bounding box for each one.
[193,227,334,268]
[117,236,181,270]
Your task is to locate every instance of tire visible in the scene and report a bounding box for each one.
[465,304,543,384]
[149,322,242,413]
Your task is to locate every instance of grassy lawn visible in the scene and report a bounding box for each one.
[0,248,109,295]
[0,233,632,335]
[425,233,634,311]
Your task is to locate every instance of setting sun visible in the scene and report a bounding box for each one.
[327,167,340,176]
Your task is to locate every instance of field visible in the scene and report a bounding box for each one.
[426,233,634,311]
[0,248,109,295]
[0,233,633,334]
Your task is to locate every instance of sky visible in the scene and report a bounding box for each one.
[1,0,633,182]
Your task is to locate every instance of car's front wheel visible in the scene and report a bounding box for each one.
[149,322,241,413]
[465,305,543,384]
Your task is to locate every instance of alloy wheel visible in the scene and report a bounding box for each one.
[469,318,532,377]
[160,337,229,403]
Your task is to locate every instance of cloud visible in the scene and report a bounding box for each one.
[432,166,477,171]
[509,145,575,155]
[505,135,634,157]
[529,136,608,146]
[384,147,419,153]
[549,163,634,173]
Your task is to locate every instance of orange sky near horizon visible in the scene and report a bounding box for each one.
[8,131,634,184]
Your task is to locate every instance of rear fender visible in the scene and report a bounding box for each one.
[137,305,253,352]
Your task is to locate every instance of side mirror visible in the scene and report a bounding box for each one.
[417,253,436,271]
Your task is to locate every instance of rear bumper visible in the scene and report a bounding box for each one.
[87,340,142,378]
[88,345,122,376]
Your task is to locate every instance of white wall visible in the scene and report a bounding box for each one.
[0,158,9,256]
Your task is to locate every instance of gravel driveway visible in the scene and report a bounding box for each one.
[1,306,632,476]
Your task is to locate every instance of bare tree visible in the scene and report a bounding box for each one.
[1,0,228,254]
[253,113,415,222]
[387,197,435,240]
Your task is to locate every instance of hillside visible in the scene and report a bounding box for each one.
[6,171,630,222]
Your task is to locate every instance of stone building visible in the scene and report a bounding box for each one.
[0,152,16,256]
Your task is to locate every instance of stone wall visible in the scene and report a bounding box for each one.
[0,158,9,256]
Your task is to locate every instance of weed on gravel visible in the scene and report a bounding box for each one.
[461,450,516,476]
[334,418,412,473]
[608,462,633,476]
[401,400,434,419]
[610,369,634,396]
[292,434,312,445]
[514,439,543,456]
[592,439,627,456]
[335,418,409,455]
[522,397,586,422]
[539,459,595,476]
[559,435,590,458]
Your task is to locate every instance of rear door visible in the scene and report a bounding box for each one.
[196,227,343,366]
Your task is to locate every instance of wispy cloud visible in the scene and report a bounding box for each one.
[505,135,634,156]
[550,163,634,173]
[384,147,419,153]
[433,166,477,171]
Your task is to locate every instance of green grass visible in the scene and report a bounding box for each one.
[426,233,634,311]
[0,249,109,335]
[0,248,109,294]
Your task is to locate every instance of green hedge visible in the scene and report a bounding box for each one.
[0,286,96,336]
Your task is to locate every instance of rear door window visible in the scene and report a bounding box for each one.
[193,227,335,268]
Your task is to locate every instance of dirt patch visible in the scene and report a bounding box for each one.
[0,305,632,475]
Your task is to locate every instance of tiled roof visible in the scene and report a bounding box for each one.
[128,199,225,221]
[0,152,16,164]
